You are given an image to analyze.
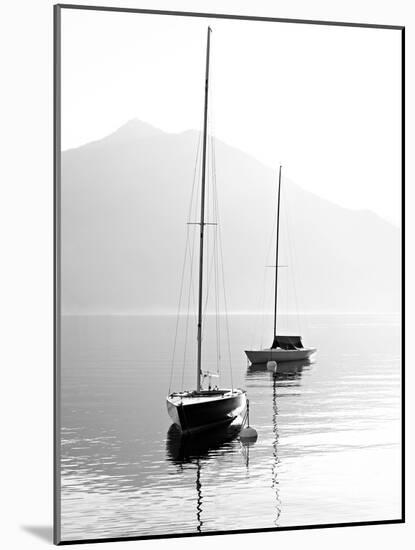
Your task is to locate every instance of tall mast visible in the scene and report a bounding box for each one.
[273,165,282,338]
[196,26,212,392]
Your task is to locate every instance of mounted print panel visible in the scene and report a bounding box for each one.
[54,5,404,545]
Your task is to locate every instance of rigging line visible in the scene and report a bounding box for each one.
[273,166,282,337]
[219,216,233,388]
[199,121,217,358]
[210,112,221,374]
[281,200,293,326]
[255,199,278,349]
[201,151,217,324]
[181,225,198,390]
[255,211,277,347]
[188,131,203,220]
[204,133,211,308]
[213,143,220,374]
[199,257,217,379]
[185,148,203,390]
[169,224,191,393]
[210,133,221,374]
[214,228,220,373]
[257,268,269,350]
[207,72,221,374]
[201,237,216,325]
[212,134,233,389]
[202,135,213,320]
[182,171,201,388]
[284,182,302,335]
[181,134,203,390]
[191,150,203,327]
[189,125,204,332]
[264,195,279,344]
[199,178,221,376]
[169,131,202,393]
[200,134,215,346]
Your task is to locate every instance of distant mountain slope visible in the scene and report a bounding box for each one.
[61,120,400,314]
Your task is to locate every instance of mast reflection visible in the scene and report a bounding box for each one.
[165,423,242,532]
[271,372,281,525]
[246,358,312,525]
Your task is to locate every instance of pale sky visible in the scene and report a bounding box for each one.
[61,8,402,226]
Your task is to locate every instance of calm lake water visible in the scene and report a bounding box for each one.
[60,314,401,541]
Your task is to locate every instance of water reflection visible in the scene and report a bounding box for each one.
[247,358,311,377]
[163,361,312,530]
[195,458,203,532]
[165,423,242,463]
[61,315,401,539]
[245,359,313,526]
[271,372,281,525]
[165,423,244,532]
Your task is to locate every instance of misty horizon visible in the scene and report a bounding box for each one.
[60,119,400,317]
[62,118,400,229]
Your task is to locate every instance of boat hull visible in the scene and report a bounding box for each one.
[166,389,246,434]
[245,347,316,364]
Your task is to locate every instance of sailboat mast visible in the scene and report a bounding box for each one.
[273,165,282,338]
[196,26,212,392]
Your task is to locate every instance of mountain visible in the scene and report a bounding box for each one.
[61,119,401,314]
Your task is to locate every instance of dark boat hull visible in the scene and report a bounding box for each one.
[166,390,246,434]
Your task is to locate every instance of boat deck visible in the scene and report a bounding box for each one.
[168,389,242,406]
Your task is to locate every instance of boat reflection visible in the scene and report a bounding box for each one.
[165,422,242,464]
[247,358,312,378]
[165,422,244,532]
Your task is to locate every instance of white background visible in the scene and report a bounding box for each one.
[0,0,411,549]
[60,8,401,225]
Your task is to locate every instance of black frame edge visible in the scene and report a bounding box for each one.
[53,3,62,546]
[55,3,404,30]
[57,519,404,545]
[401,26,405,524]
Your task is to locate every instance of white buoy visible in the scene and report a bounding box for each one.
[267,360,277,372]
[240,426,258,443]
[240,399,258,444]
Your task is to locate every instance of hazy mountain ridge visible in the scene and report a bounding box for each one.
[61,119,400,314]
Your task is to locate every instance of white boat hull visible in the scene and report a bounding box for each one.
[245,347,316,364]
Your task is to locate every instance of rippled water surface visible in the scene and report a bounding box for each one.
[60,314,401,541]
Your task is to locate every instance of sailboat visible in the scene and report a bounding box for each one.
[166,27,246,434]
[245,166,316,364]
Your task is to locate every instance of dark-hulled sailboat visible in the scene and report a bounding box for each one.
[245,166,316,364]
[166,27,246,434]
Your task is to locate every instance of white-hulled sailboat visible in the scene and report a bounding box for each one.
[245,166,316,364]
[166,27,246,434]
